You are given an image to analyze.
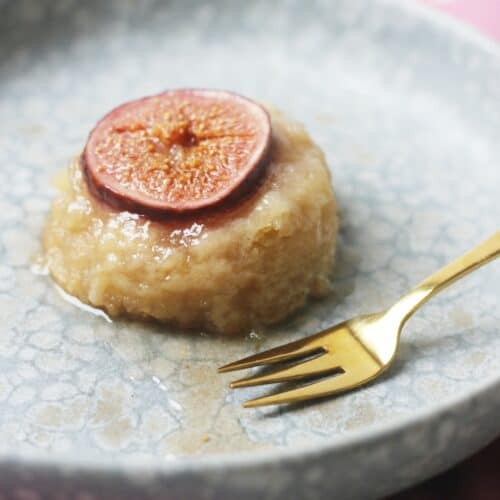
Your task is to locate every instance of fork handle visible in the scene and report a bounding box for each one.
[390,231,500,325]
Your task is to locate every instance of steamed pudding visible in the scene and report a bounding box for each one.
[43,89,338,335]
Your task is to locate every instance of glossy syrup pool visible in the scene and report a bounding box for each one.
[0,0,499,461]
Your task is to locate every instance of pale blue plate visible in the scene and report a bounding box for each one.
[0,1,499,498]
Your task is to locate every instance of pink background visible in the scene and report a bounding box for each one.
[423,0,500,41]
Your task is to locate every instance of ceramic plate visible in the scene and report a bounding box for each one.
[0,0,499,498]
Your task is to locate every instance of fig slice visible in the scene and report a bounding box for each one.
[83,89,272,216]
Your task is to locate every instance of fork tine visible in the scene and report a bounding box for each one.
[242,372,360,407]
[218,338,325,373]
[230,353,339,388]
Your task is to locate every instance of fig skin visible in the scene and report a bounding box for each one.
[83,89,272,218]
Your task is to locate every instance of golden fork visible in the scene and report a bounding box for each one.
[219,231,500,408]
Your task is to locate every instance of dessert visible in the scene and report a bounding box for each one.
[43,89,338,335]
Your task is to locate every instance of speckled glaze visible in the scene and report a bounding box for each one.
[0,0,499,498]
